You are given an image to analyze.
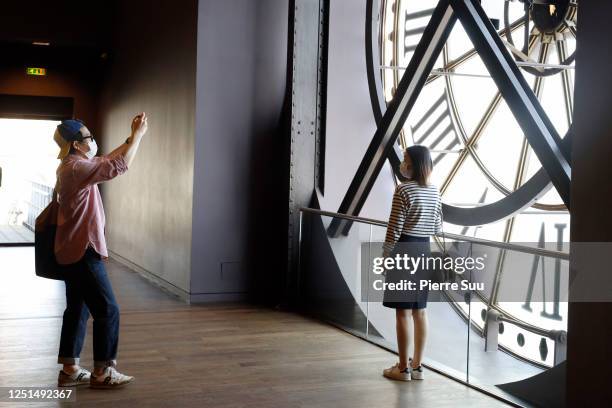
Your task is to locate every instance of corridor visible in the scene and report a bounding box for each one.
[0,247,507,407]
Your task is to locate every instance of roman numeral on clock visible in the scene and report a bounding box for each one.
[404,8,436,55]
[409,91,461,165]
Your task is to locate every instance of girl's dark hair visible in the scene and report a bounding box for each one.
[406,145,433,186]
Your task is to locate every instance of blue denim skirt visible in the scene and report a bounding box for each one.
[382,234,431,310]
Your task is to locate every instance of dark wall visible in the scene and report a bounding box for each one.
[0,44,104,135]
[99,0,198,296]
[0,0,113,131]
[0,1,113,48]
[1,0,290,303]
[249,0,292,304]
[567,1,612,405]
[191,0,289,303]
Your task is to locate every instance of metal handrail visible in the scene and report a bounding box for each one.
[301,207,569,366]
[300,207,570,260]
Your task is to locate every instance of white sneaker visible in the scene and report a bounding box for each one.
[383,363,411,381]
[90,366,134,389]
[411,364,425,380]
[58,368,91,387]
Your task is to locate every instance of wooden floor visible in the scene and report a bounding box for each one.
[0,247,509,407]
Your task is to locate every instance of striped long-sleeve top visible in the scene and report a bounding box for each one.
[383,180,443,256]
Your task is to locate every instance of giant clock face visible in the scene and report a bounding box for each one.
[370,0,576,367]
[376,0,575,243]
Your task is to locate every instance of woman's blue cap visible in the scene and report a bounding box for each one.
[57,119,85,142]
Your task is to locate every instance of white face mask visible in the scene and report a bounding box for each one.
[83,139,98,159]
[399,161,412,179]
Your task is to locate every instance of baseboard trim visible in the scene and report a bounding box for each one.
[189,292,249,303]
[108,249,250,305]
[108,249,190,303]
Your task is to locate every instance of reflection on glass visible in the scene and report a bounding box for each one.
[299,210,569,405]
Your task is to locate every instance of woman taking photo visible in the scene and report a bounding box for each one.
[381,145,442,382]
[53,114,148,389]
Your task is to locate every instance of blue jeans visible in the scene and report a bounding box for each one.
[57,247,120,369]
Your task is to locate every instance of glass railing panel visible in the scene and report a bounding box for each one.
[299,209,571,406]
[465,242,569,403]
[364,225,471,382]
[298,212,371,337]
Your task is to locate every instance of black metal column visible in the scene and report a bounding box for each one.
[286,0,327,303]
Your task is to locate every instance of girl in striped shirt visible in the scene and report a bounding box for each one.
[382,145,442,382]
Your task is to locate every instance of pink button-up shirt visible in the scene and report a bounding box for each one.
[54,152,128,265]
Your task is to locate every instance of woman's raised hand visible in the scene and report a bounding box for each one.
[131,112,148,138]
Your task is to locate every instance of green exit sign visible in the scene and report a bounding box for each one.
[26,67,47,76]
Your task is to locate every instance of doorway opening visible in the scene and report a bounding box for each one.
[0,118,60,245]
